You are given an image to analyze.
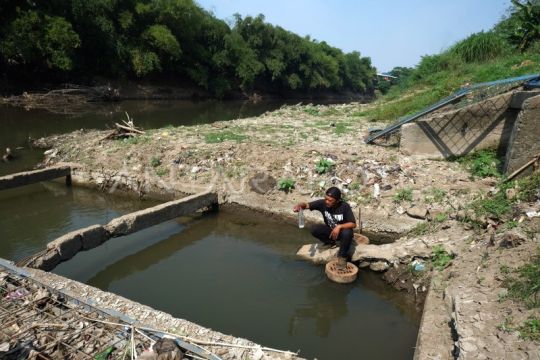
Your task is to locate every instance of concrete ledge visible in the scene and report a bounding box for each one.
[504,94,540,176]
[29,191,218,271]
[105,191,217,236]
[0,166,71,191]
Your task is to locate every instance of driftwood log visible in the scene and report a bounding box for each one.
[103,112,145,140]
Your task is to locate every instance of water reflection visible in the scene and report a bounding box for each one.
[289,281,351,338]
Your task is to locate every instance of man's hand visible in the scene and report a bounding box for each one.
[293,203,306,212]
[329,225,341,241]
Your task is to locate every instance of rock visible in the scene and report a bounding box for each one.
[498,230,527,248]
[505,188,517,200]
[358,261,370,268]
[248,172,277,194]
[353,233,369,245]
[369,261,389,272]
[406,206,428,219]
[31,250,61,271]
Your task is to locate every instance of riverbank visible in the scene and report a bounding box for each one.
[33,102,539,358]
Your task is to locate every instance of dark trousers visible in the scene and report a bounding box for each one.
[310,224,353,258]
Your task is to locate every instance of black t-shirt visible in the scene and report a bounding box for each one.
[308,199,356,229]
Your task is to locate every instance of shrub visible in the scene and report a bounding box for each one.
[278,178,295,193]
[315,158,334,174]
[501,248,540,308]
[455,149,502,178]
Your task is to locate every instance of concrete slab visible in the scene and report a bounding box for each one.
[0,166,71,190]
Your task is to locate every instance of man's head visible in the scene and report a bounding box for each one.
[324,187,342,208]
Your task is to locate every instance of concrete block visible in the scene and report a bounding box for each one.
[401,92,516,158]
[79,224,109,250]
[32,250,61,271]
[0,166,70,191]
[510,90,540,109]
[47,231,82,261]
[504,94,540,176]
[105,191,217,237]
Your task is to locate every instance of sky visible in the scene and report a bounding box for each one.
[196,0,512,72]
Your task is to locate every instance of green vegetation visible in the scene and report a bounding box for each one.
[150,156,161,167]
[469,172,540,219]
[0,1,375,97]
[394,188,413,203]
[501,248,540,308]
[431,245,454,270]
[424,188,447,204]
[454,149,502,178]
[278,178,295,193]
[369,0,540,121]
[518,318,540,340]
[204,131,247,143]
[315,158,334,174]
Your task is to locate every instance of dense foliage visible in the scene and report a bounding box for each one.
[0,0,375,97]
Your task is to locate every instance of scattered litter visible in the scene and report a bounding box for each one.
[525,211,540,218]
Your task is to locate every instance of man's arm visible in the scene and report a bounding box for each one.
[329,221,356,240]
[293,202,310,212]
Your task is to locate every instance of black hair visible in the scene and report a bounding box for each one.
[325,187,342,201]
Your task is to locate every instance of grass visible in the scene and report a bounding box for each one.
[454,149,502,178]
[204,131,247,143]
[500,248,540,309]
[333,122,349,135]
[518,318,540,341]
[424,188,447,204]
[394,188,413,203]
[468,172,540,219]
[431,245,454,270]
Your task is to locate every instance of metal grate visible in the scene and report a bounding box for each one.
[0,265,221,360]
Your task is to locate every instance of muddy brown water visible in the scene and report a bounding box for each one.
[1,101,420,360]
[1,185,420,360]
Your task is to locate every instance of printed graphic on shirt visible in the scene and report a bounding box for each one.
[333,214,343,221]
[324,211,338,228]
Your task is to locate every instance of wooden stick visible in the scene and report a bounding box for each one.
[506,153,540,181]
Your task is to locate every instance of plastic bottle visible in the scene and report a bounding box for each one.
[298,208,305,228]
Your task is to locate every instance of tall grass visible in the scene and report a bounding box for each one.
[450,31,510,63]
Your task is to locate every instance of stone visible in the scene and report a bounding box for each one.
[407,206,428,219]
[505,188,517,200]
[369,261,390,272]
[248,172,277,194]
[497,230,527,248]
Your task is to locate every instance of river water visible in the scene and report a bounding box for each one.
[0,101,420,360]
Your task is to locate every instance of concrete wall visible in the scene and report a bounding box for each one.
[400,92,517,159]
[504,94,540,176]
[0,166,71,190]
[28,191,218,271]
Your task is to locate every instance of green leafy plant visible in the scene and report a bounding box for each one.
[450,31,509,63]
[431,245,454,270]
[278,178,295,193]
[394,188,413,203]
[315,158,335,174]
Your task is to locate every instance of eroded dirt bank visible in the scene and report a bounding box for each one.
[35,102,539,359]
